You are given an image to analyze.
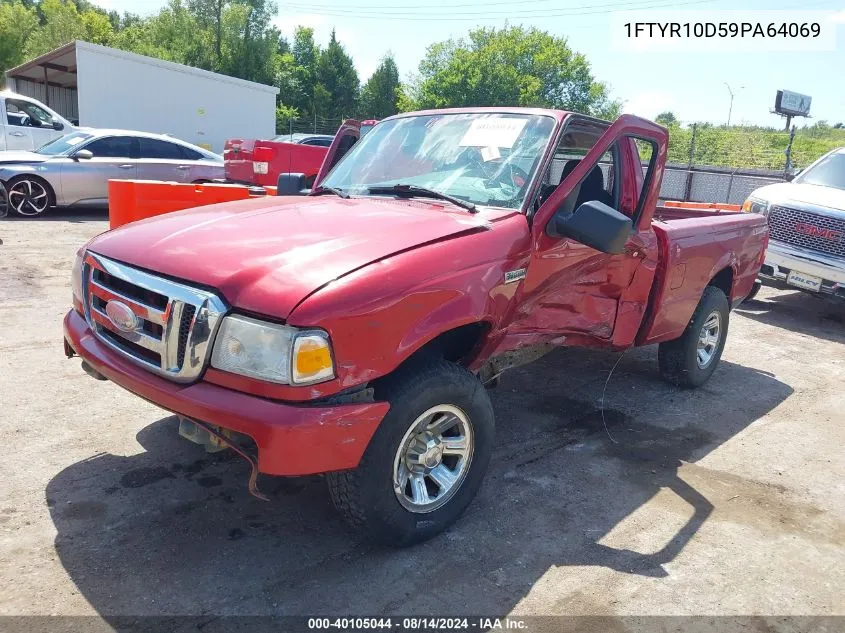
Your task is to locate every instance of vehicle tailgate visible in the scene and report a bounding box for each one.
[223,138,256,182]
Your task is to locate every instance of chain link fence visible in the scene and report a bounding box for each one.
[661,125,845,204]
[276,115,346,137]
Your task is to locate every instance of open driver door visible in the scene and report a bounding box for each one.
[510,114,668,348]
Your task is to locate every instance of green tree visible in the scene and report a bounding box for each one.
[655,111,679,127]
[112,0,213,69]
[24,0,88,57]
[80,8,114,45]
[315,29,359,120]
[0,1,39,77]
[409,25,620,119]
[289,26,318,116]
[359,54,400,119]
[275,103,298,134]
[186,0,225,66]
[217,0,278,84]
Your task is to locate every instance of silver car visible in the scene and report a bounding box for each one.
[0,130,224,217]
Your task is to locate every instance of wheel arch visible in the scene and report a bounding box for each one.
[708,265,735,300]
[370,320,493,392]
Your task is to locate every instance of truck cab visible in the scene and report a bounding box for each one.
[64,108,767,546]
[0,91,75,152]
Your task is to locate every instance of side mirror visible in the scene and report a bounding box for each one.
[74,149,93,160]
[53,120,64,131]
[276,172,309,196]
[784,171,797,182]
[547,200,632,254]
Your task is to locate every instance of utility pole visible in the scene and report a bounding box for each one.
[784,125,796,177]
[724,82,745,127]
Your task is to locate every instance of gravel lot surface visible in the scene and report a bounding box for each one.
[1,211,843,623]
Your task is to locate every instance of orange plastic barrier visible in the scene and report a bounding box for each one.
[108,180,268,229]
[663,200,742,212]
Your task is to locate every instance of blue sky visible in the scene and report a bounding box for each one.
[94,0,845,127]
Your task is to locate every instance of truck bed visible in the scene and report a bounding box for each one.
[638,208,769,345]
[223,138,328,187]
[653,205,745,222]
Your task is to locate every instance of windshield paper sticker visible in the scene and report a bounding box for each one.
[459,118,527,149]
[480,146,501,162]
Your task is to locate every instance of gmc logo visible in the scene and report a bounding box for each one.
[794,223,842,241]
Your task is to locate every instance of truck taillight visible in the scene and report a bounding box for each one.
[253,146,275,162]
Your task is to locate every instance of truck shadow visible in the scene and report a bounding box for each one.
[736,287,845,344]
[46,348,793,616]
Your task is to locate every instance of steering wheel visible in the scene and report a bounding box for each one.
[493,161,530,189]
[462,149,530,190]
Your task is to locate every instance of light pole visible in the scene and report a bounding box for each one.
[724,82,745,127]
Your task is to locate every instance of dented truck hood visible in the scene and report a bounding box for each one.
[88,195,496,319]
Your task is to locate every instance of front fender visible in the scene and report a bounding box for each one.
[289,216,532,397]
[203,214,531,404]
[0,164,47,180]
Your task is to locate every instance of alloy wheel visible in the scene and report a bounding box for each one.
[9,179,49,216]
[696,311,721,368]
[392,404,474,513]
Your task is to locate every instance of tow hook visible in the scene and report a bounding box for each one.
[179,417,269,502]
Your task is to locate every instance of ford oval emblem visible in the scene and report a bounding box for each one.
[105,300,139,333]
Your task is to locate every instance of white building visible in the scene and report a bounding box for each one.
[5,40,279,153]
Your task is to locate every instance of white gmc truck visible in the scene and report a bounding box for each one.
[744,147,845,300]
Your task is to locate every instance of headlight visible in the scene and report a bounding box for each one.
[71,250,84,309]
[741,197,769,216]
[210,315,335,385]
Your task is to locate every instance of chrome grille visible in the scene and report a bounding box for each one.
[82,253,226,383]
[768,206,845,259]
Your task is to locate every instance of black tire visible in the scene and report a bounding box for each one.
[658,286,730,388]
[327,357,494,547]
[742,278,762,303]
[7,175,55,217]
[0,182,8,219]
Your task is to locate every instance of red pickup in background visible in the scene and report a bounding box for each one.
[224,120,372,188]
[223,132,334,188]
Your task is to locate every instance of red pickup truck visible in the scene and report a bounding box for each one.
[64,108,768,546]
[223,132,336,188]
[223,121,364,188]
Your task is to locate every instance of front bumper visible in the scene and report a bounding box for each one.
[64,309,389,475]
[761,240,845,299]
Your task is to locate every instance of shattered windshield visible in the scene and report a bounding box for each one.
[321,112,557,210]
